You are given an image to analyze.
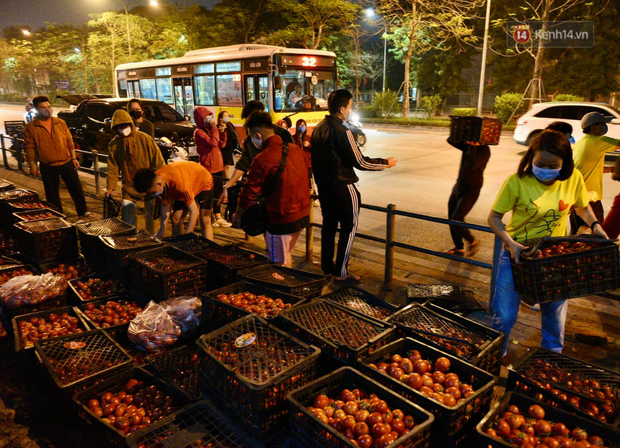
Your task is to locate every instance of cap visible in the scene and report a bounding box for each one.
[581,112,612,129]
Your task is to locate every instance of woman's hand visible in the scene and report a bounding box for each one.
[507,240,529,262]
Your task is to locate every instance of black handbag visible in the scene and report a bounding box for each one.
[241,142,289,237]
[103,195,121,219]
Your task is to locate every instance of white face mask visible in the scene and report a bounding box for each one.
[206,115,213,123]
[119,126,131,137]
[252,134,263,149]
[223,117,229,123]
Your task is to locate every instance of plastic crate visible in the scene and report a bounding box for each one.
[126,400,264,448]
[0,256,26,273]
[277,299,396,366]
[510,237,620,304]
[100,231,164,282]
[12,305,90,351]
[127,246,208,303]
[73,367,190,447]
[103,325,151,367]
[507,347,620,428]
[358,337,496,446]
[145,343,203,401]
[287,367,434,448]
[0,188,38,203]
[75,218,135,270]
[196,244,269,288]
[476,392,620,448]
[68,273,128,303]
[75,294,148,332]
[0,229,18,256]
[162,233,220,255]
[202,280,306,332]
[0,179,14,192]
[388,303,503,376]
[196,315,320,440]
[322,286,401,321]
[1,197,51,226]
[13,218,79,264]
[448,115,502,146]
[238,264,326,299]
[34,328,133,390]
[13,208,66,222]
[37,256,94,281]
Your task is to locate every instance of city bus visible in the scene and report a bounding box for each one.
[114,44,337,137]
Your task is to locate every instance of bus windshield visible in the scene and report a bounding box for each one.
[275,70,336,112]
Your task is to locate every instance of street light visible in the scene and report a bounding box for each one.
[365,9,388,92]
[477,0,492,115]
[149,0,158,6]
[21,30,31,36]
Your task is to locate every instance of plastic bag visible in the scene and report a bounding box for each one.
[128,296,201,351]
[0,273,68,309]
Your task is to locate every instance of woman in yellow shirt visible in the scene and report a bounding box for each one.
[488,130,607,355]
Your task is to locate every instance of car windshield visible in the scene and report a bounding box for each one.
[112,101,185,122]
[275,70,335,112]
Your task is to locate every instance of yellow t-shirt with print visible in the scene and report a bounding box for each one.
[573,134,620,200]
[492,170,590,244]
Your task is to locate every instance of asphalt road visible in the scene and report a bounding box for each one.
[1,103,618,269]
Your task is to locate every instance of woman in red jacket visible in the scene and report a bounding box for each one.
[193,106,231,227]
[293,119,319,206]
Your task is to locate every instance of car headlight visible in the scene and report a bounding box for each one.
[351,113,360,123]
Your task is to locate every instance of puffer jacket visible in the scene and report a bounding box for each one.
[194,107,227,173]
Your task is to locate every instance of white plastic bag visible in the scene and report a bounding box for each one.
[0,273,68,309]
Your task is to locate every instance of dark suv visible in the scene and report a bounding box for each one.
[57,96,196,166]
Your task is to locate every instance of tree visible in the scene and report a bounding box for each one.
[378,0,483,117]
[212,0,270,44]
[359,51,386,97]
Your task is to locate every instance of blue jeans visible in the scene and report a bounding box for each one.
[122,198,156,235]
[490,249,568,354]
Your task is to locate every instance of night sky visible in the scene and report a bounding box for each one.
[0,0,219,31]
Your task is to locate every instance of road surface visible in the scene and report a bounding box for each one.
[1,103,617,269]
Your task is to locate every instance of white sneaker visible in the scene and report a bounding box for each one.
[214,217,232,228]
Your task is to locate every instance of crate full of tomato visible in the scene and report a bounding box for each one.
[448,115,502,146]
[507,348,620,428]
[196,315,320,440]
[13,218,79,264]
[511,236,620,304]
[100,231,165,283]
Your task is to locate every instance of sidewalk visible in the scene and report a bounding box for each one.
[1,163,619,373]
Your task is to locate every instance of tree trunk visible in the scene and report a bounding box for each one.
[402,43,414,118]
[529,0,550,108]
[111,30,117,97]
[314,25,323,50]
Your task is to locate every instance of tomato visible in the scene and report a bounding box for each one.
[382,410,393,424]
[342,415,356,430]
[114,416,130,431]
[353,422,370,438]
[391,418,405,434]
[357,435,372,448]
[445,386,461,400]
[443,394,457,407]
[343,401,359,416]
[528,404,545,420]
[355,410,369,423]
[366,412,383,427]
[371,401,388,414]
[486,428,498,438]
[496,419,511,438]
[391,354,402,364]
[553,422,569,437]
[507,414,525,430]
[587,436,604,447]
[87,399,100,410]
[535,420,552,434]
[435,357,450,373]
[408,350,421,363]
[413,360,428,375]
[399,359,413,374]
[570,428,588,442]
[392,409,404,421]
[334,409,346,420]
[371,423,389,439]
[432,371,445,384]
[377,433,396,448]
[405,373,423,390]
[543,437,560,448]
[403,415,415,429]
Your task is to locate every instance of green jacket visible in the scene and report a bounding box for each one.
[107,110,165,200]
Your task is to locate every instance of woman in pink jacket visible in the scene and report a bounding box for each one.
[194,106,231,227]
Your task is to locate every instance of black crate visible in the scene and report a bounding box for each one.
[126,400,264,448]
[277,299,396,366]
[12,305,90,351]
[100,231,164,283]
[0,228,18,256]
[0,255,25,272]
[322,286,401,321]
[196,244,269,288]
[34,328,133,390]
[358,337,496,445]
[75,294,148,332]
[162,233,220,255]
[75,218,135,270]
[68,274,128,304]
[145,343,203,401]
[476,392,620,448]
[287,367,434,448]
[196,315,320,440]
[507,347,620,428]
[13,218,79,264]
[0,179,14,192]
[73,367,190,447]
[13,208,66,222]
[127,246,208,302]
[103,326,151,367]
[37,256,94,281]
[2,198,55,227]
[202,280,306,332]
[449,115,502,146]
[510,237,620,304]
[0,188,38,203]
[388,303,504,376]
[238,264,326,299]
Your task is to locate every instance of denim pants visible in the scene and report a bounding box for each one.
[122,198,156,235]
[490,249,568,354]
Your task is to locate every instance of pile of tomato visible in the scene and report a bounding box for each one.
[485,403,609,448]
[12,201,48,210]
[19,210,57,220]
[85,378,179,435]
[215,291,291,318]
[530,241,600,259]
[142,256,191,272]
[18,312,84,348]
[44,261,93,281]
[82,299,143,329]
[74,278,125,301]
[368,351,476,407]
[0,267,34,286]
[52,350,124,385]
[306,388,417,448]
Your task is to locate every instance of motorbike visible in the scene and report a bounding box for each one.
[345,113,366,147]
[156,137,188,164]
[24,109,37,123]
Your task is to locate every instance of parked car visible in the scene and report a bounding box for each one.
[57,96,196,167]
[514,102,620,147]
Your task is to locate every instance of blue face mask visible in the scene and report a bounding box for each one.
[602,123,608,135]
[569,136,575,144]
[532,165,561,182]
[298,126,306,134]
[252,135,262,149]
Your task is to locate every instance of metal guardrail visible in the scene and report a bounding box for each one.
[0,134,114,194]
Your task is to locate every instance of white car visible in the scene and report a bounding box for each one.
[513,102,620,146]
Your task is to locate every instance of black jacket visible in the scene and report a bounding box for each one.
[310,114,387,186]
[235,125,293,173]
[448,140,490,191]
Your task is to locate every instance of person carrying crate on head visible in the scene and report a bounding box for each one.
[487,130,607,356]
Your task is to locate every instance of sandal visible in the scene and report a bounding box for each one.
[334,274,361,284]
[465,238,480,257]
[444,247,465,256]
